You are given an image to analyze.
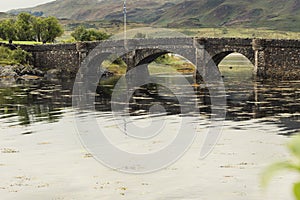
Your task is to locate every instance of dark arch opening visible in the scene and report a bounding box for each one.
[136,51,169,66]
[212,51,235,66]
[132,51,196,78]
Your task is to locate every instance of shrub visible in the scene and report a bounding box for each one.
[154,54,174,65]
[0,45,12,60]
[11,47,32,64]
[0,46,32,65]
[262,135,300,200]
[71,26,110,41]
[134,32,147,38]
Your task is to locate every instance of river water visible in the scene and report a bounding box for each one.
[0,54,299,199]
[1,54,299,134]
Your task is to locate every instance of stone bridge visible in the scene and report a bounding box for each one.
[3,37,300,79]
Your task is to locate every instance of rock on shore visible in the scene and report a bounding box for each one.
[0,65,44,80]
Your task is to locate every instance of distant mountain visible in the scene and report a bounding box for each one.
[155,0,300,31]
[0,12,13,19]
[8,0,300,31]
[9,0,181,23]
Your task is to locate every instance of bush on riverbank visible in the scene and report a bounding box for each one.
[262,135,300,200]
[0,46,32,65]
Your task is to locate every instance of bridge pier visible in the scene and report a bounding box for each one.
[123,50,151,89]
[76,42,89,64]
[252,39,266,78]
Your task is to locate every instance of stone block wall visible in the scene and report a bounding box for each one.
[260,39,300,79]
[22,43,80,75]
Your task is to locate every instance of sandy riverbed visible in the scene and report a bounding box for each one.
[0,111,298,200]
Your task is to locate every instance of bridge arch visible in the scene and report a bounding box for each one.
[211,50,255,67]
[120,48,198,88]
[121,48,170,72]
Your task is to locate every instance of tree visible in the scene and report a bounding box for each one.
[0,19,17,41]
[0,13,63,43]
[40,16,63,43]
[15,13,35,41]
[32,17,44,42]
[88,29,110,41]
[71,26,110,41]
[71,26,90,41]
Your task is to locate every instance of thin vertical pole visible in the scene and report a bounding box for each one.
[123,0,127,49]
[123,0,128,134]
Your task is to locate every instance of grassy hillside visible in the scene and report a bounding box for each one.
[156,0,300,31]
[7,0,300,32]
[9,0,181,23]
[0,12,14,19]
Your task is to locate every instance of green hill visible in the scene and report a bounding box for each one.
[7,0,300,31]
[9,0,181,23]
[156,0,300,31]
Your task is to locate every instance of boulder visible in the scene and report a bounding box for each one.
[45,69,61,80]
[0,65,18,78]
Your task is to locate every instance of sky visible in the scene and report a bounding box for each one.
[0,0,55,12]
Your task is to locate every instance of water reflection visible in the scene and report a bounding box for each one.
[0,63,299,135]
[0,79,74,126]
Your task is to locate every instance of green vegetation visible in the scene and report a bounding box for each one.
[100,54,195,76]
[0,13,63,43]
[149,54,195,75]
[154,0,300,32]
[101,56,127,75]
[59,24,300,42]
[134,32,147,39]
[262,135,300,200]
[11,0,300,32]
[0,46,32,65]
[0,40,42,45]
[3,1,299,43]
[10,0,181,24]
[71,26,110,41]
[178,27,300,39]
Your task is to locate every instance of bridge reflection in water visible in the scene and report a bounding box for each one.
[0,52,299,135]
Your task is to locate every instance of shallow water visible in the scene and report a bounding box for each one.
[0,73,299,135]
[0,55,299,199]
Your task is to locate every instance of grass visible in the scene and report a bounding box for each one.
[57,21,300,42]
[0,40,42,45]
[148,64,178,74]
[101,52,255,79]
[100,54,195,76]
[176,27,300,39]
[0,60,18,65]
[101,60,127,75]
[149,54,195,75]
[4,26,300,44]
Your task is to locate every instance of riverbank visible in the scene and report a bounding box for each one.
[0,65,44,80]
